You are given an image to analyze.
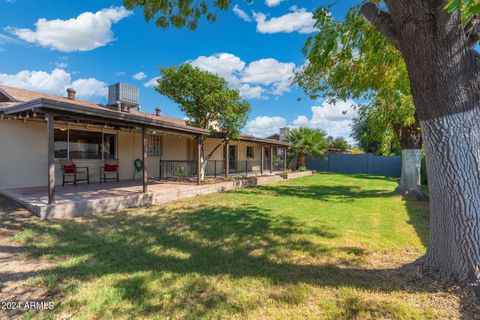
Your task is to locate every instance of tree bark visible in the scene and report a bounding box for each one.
[297,153,306,169]
[421,108,480,285]
[363,1,480,288]
[199,138,223,181]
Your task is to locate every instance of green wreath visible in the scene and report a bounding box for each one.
[134,159,144,172]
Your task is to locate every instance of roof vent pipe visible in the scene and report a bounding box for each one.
[66,88,76,100]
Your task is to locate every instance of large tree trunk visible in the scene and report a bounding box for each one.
[421,108,480,284]
[362,1,480,288]
[394,121,426,200]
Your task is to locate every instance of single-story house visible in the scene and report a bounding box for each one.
[0,83,289,206]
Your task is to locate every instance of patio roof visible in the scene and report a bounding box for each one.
[0,85,208,135]
[0,85,290,147]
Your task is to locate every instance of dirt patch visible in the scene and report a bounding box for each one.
[0,197,53,319]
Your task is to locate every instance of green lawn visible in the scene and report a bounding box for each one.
[4,172,474,319]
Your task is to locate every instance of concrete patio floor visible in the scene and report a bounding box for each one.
[0,175,289,219]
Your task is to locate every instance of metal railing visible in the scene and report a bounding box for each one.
[159,159,285,181]
[159,160,197,180]
[273,159,285,172]
[228,160,263,176]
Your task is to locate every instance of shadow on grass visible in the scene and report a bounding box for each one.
[0,180,476,319]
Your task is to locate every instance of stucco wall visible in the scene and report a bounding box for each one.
[0,119,48,189]
[204,138,265,162]
[162,135,193,161]
[0,119,284,189]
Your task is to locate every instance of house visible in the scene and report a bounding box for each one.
[0,83,289,209]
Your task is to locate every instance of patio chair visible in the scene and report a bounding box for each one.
[100,159,120,183]
[60,160,90,186]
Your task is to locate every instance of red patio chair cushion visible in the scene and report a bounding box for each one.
[104,164,118,172]
[63,164,76,173]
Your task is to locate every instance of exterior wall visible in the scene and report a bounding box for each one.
[162,135,193,161]
[117,130,142,180]
[0,119,48,189]
[204,138,264,162]
[0,119,286,190]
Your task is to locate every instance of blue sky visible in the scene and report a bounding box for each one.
[0,0,359,141]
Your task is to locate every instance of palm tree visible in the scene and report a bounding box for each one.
[287,128,328,169]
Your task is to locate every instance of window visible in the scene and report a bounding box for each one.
[54,128,117,160]
[54,129,68,159]
[246,146,254,158]
[148,134,163,157]
[103,133,116,160]
[69,130,102,159]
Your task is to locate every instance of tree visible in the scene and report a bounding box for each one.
[295,6,425,199]
[351,117,383,154]
[328,137,351,150]
[126,0,480,292]
[286,128,327,169]
[156,64,250,180]
[357,1,480,288]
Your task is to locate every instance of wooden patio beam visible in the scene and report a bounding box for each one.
[47,113,55,204]
[270,147,274,173]
[197,136,202,186]
[260,146,264,175]
[225,140,229,178]
[142,127,148,193]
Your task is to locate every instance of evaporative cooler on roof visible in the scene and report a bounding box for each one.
[107,83,140,112]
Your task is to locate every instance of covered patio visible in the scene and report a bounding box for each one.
[0,84,290,219]
[1,95,209,206]
[0,175,286,219]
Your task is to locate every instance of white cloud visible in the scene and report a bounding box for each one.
[242,58,295,95]
[238,84,264,99]
[133,71,147,80]
[55,62,68,69]
[8,7,132,52]
[245,100,358,141]
[0,33,18,44]
[253,6,317,34]
[233,5,252,22]
[190,53,245,83]
[293,100,358,140]
[143,77,160,88]
[0,68,107,99]
[115,71,125,76]
[189,53,296,99]
[71,78,108,98]
[246,116,287,137]
[265,0,287,7]
[0,33,19,50]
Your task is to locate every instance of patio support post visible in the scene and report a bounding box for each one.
[47,113,55,204]
[142,127,148,193]
[284,147,287,171]
[225,140,230,178]
[197,136,202,186]
[261,146,264,175]
[270,147,274,173]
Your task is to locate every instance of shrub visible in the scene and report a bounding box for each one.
[298,166,308,172]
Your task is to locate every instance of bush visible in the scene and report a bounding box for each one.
[298,166,308,172]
